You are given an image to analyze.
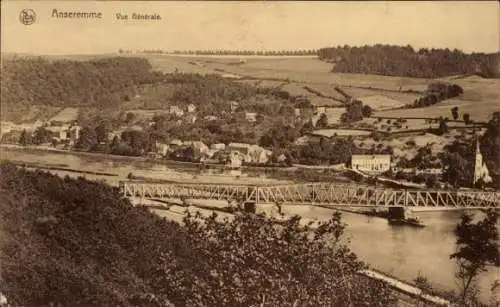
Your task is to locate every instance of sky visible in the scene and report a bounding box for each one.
[1,1,499,55]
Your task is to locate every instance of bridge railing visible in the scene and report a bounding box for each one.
[120,181,500,208]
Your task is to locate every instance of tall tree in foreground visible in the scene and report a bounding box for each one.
[450,210,499,306]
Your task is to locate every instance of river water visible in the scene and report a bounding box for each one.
[1,148,498,303]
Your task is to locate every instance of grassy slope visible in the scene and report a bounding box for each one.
[4,53,498,126]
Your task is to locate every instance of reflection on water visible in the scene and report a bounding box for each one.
[2,148,499,302]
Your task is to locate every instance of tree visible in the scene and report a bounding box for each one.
[425,174,439,189]
[451,106,459,120]
[32,127,52,145]
[316,113,328,128]
[18,129,32,146]
[463,113,471,125]
[341,100,364,123]
[95,121,110,144]
[75,126,98,151]
[0,164,396,307]
[362,105,373,118]
[436,118,448,135]
[450,210,499,305]
[300,120,314,135]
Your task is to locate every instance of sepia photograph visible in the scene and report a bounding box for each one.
[0,1,499,306]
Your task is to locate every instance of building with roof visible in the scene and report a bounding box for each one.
[245,112,258,123]
[351,155,391,175]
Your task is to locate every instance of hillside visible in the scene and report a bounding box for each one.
[0,163,394,307]
[318,45,500,79]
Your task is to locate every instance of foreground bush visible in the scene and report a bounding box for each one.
[0,163,394,307]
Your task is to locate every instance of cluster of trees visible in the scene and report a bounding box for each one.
[1,56,159,109]
[318,45,500,78]
[340,100,373,123]
[18,127,54,146]
[290,138,363,165]
[411,83,464,108]
[396,145,442,170]
[137,49,319,56]
[0,163,395,307]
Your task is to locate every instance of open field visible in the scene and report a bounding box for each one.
[49,107,79,122]
[375,77,500,122]
[375,98,500,123]
[2,104,62,123]
[6,54,499,127]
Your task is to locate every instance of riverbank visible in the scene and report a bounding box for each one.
[0,144,353,184]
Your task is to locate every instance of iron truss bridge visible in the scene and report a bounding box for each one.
[120,182,500,208]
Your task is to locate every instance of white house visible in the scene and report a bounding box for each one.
[187,104,197,113]
[211,143,226,151]
[245,112,258,123]
[247,145,272,164]
[169,106,184,117]
[351,155,391,175]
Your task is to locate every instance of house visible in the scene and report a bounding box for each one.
[45,125,70,142]
[245,112,258,123]
[184,114,197,124]
[156,142,170,156]
[294,108,301,117]
[227,142,251,155]
[230,101,239,113]
[187,104,197,113]
[351,155,391,175]
[229,151,243,168]
[315,106,327,114]
[247,145,272,164]
[204,115,218,121]
[169,106,184,117]
[169,139,183,150]
[211,143,226,151]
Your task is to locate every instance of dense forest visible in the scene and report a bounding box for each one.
[0,57,162,108]
[1,57,294,116]
[318,45,500,78]
[0,163,394,307]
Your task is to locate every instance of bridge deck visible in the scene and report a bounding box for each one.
[120,181,500,208]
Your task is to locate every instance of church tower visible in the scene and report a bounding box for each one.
[473,138,492,187]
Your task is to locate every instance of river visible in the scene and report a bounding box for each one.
[1,147,498,303]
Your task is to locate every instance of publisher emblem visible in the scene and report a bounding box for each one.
[20,9,36,25]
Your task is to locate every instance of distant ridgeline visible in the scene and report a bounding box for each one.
[318,45,500,78]
[0,56,163,108]
[136,49,319,56]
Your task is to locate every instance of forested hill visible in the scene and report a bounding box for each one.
[1,56,162,107]
[318,45,500,78]
[0,163,393,306]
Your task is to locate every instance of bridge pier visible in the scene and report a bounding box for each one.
[387,207,408,221]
